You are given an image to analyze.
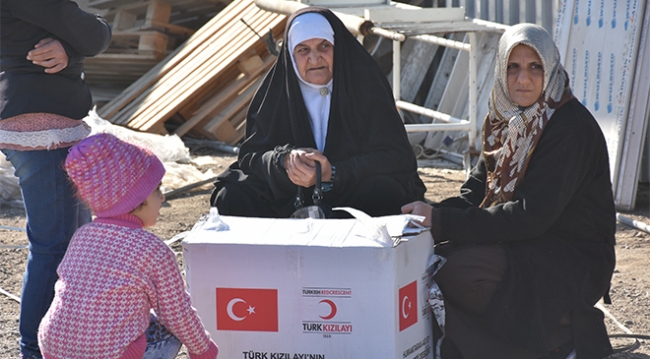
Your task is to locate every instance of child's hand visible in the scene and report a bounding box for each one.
[27,38,69,74]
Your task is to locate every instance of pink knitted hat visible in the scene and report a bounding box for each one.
[65,133,166,217]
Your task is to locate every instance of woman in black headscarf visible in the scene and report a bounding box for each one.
[403,23,616,359]
[211,7,425,218]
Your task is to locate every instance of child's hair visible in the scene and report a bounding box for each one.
[65,133,165,217]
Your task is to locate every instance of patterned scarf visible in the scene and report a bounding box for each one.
[480,24,574,208]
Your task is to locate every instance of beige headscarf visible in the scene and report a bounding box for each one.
[480,23,574,208]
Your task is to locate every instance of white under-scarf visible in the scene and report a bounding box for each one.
[288,13,334,152]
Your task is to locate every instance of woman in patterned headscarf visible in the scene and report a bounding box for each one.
[403,23,615,359]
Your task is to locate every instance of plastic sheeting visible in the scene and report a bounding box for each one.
[0,155,21,208]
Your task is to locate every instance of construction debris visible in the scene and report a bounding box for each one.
[96,0,286,145]
[84,0,228,86]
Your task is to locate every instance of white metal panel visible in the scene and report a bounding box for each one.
[387,38,440,102]
[364,7,465,24]
[615,4,650,208]
[297,0,389,5]
[555,0,648,210]
[422,31,499,154]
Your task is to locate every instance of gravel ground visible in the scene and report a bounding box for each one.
[1,153,649,358]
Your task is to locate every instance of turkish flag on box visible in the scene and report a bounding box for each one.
[216,288,279,332]
[399,280,418,331]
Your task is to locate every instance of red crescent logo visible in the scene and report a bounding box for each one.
[319,299,337,320]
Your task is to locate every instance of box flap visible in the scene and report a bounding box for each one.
[184,210,426,248]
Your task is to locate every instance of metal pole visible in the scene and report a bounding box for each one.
[254,0,397,39]
[525,0,536,23]
[541,0,554,34]
[393,39,400,101]
[405,123,473,132]
[480,0,489,20]
[495,0,504,24]
[509,0,520,25]
[410,33,471,51]
[465,0,475,18]
[368,27,405,42]
[617,213,650,234]
[396,101,466,123]
[467,32,478,171]
[471,17,510,32]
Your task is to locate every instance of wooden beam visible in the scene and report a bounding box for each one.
[98,0,253,119]
[118,8,284,130]
[113,7,267,126]
[120,8,272,127]
[112,10,137,30]
[203,75,263,134]
[146,0,171,26]
[174,54,274,136]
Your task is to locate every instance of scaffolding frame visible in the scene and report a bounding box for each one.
[364,7,507,170]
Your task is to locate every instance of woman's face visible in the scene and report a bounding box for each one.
[293,38,334,85]
[507,44,544,107]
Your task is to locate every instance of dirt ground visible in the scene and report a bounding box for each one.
[1,149,649,358]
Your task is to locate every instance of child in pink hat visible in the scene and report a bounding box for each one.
[38,133,218,359]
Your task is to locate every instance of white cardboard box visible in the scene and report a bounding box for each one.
[182,214,435,359]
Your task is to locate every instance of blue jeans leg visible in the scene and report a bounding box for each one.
[143,312,182,359]
[2,148,91,359]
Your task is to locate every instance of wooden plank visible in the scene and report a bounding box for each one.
[113,5,269,126]
[149,19,195,35]
[112,9,137,30]
[98,0,250,119]
[213,110,246,144]
[213,120,237,142]
[98,0,252,119]
[138,32,169,58]
[178,54,260,118]
[203,75,262,134]
[124,33,274,131]
[89,0,149,10]
[174,54,274,136]
[146,0,171,25]
[119,8,284,130]
[237,52,265,76]
[175,65,243,120]
[106,2,256,123]
[104,31,169,59]
[229,109,248,144]
[102,0,194,35]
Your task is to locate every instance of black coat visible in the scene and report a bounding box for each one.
[0,0,111,120]
[433,98,616,358]
[216,7,425,214]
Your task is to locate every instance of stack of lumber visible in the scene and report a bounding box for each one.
[84,0,228,85]
[98,0,286,144]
